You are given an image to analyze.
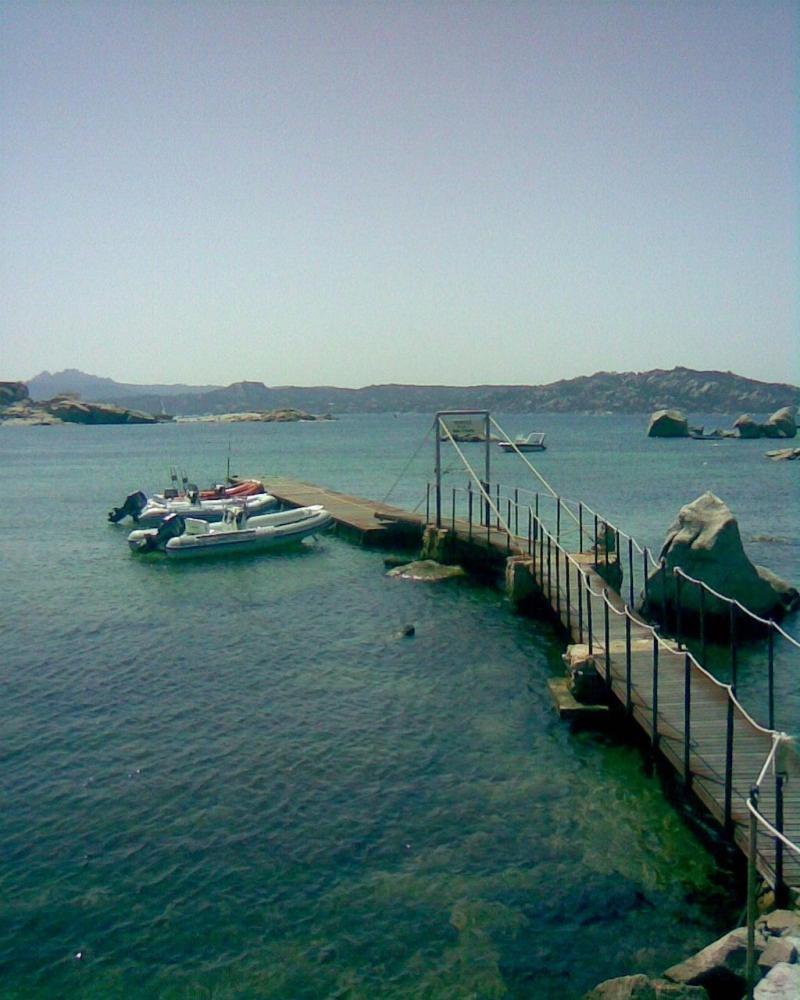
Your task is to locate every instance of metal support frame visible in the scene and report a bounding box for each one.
[434,410,490,530]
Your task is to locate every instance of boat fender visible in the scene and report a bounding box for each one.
[108,490,148,523]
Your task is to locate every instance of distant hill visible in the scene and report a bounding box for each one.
[22,367,799,415]
[27,369,221,402]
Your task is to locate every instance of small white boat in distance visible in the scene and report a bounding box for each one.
[128,504,333,558]
[498,432,546,453]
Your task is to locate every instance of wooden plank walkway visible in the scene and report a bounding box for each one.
[263,475,424,547]
[260,475,799,892]
[509,528,800,893]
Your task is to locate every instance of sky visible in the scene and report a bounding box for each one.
[1,1,797,388]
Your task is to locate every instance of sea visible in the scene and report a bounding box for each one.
[1,412,797,999]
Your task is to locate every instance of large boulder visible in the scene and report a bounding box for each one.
[638,493,799,630]
[765,407,797,439]
[754,963,800,999]
[734,414,763,438]
[648,410,689,438]
[663,927,749,996]
[0,381,29,406]
[43,398,157,424]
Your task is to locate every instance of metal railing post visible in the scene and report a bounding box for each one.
[586,579,593,655]
[746,787,759,999]
[643,547,650,605]
[652,635,659,752]
[495,483,500,529]
[565,553,572,632]
[767,628,775,730]
[683,652,692,790]
[625,613,632,716]
[556,497,561,544]
[603,591,611,694]
[426,482,430,524]
[555,541,561,617]
[628,537,634,608]
[675,571,683,649]
[546,533,552,599]
[468,482,473,541]
[730,602,738,695]
[506,498,511,552]
[775,772,786,906]
[700,585,706,666]
[724,696,734,834]
[578,502,584,551]
[514,488,519,537]
[451,487,456,533]
[594,513,599,566]
[527,506,532,555]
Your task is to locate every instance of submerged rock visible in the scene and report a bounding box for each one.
[647,410,689,438]
[583,974,708,998]
[386,560,466,582]
[638,493,799,628]
[766,448,800,462]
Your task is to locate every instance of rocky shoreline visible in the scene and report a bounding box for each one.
[647,406,797,442]
[0,382,334,427]
[583,907,800,998]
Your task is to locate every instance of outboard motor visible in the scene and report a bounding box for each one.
[187,484,200,504]
[133,512,186,552]
[108,490,148,523]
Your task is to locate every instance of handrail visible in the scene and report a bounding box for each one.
[441,478,798,655]
[673,566,800,650]
[425,472,798,995]
[745,732,800,996]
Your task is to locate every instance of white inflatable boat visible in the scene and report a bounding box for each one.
[134,491,279,527]
[128,504,333,558]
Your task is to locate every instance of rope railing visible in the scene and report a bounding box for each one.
[745,732,800,997]
[529,511,799,915]
[425,456,799,963]
[439,480,798,671]
[424,479,799,905]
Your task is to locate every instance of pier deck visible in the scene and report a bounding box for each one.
[264,475,424,546]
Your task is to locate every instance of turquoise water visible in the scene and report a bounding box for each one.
[1,415,796,998]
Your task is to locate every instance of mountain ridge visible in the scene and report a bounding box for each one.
[21,367,800,416]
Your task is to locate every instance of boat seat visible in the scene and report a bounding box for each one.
[184,518,210,535]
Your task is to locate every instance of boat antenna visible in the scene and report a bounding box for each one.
[226,436,232,483]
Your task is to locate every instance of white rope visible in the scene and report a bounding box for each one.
[672,567,800,649]
[438,423,512,537]
[380,425,432,505]
[489,416,582,532]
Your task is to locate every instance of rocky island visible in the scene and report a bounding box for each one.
[0,382,165,426]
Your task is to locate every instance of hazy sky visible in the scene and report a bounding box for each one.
[2,1,797,387]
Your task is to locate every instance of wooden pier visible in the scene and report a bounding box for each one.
[262,473,799,897]
[264,474,425,547]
